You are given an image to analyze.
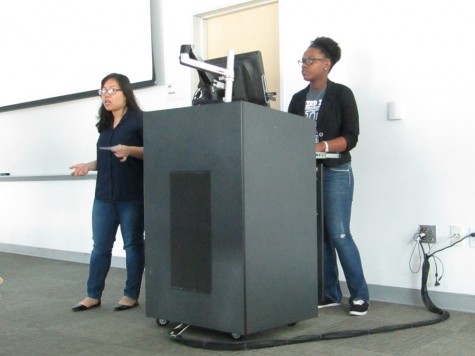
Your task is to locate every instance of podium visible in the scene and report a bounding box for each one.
[143,101,318,338]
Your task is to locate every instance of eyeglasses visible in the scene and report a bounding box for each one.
[98,88,122,96]
[298,57,327,66]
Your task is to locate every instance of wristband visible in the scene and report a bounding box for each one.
[323,141,329,152]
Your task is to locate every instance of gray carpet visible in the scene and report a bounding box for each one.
[1,252,474,355]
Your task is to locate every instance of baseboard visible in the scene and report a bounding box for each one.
[0,242,126,268]
[340,282,475,314]
[1,242,473,313]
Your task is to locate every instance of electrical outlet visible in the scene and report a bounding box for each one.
[450,225,464,247]
[419,225,436,243]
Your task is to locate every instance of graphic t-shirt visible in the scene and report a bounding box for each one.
[305,88,326,143]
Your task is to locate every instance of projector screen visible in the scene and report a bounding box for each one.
[0,0,154,112]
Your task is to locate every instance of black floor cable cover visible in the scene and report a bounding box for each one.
[167,247,450,350]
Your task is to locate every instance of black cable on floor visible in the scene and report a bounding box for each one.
[168,243,450,350]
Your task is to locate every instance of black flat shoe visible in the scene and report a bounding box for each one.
[72,299,101,312]
[114,301,139,311]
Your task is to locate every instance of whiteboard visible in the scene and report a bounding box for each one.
[0,0,154,112]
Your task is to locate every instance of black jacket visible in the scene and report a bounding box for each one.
[288,80,359,167]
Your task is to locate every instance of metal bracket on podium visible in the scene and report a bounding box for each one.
[179,44,235,103]
[169,323,190,338]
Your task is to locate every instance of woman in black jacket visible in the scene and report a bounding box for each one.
[288,37,369,316]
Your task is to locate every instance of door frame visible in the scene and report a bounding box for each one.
[191,0,279,106]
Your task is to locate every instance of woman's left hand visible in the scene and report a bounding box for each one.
[111,144,129,162]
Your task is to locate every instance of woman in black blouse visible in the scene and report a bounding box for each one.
[70,73,144,312]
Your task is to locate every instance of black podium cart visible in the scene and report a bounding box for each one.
[143,101,318,338]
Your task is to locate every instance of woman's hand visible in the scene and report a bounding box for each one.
[316,142,326,152]
[111,144,144,162]
[69,163,90,176]
[111,144,129,162]
[69,160,96,176]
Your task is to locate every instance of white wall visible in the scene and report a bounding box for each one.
[1,0,475,300]
[280,0,475,297]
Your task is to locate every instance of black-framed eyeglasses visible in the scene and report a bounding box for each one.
[98,88,122,96]
[298,57,327,66]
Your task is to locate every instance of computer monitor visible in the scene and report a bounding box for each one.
[192,51,274,107]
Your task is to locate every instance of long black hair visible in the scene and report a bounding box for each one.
[96,73,141,133]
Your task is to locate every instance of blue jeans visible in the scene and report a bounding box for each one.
[87,199,145,300]
[323,163,369,304]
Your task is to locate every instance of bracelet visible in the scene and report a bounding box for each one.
[323,141,329,152]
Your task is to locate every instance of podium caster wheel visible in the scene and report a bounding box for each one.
[156,318,169,327]
[230,333,243,340]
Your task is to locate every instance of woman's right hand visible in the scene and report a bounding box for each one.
[69,163,90,176]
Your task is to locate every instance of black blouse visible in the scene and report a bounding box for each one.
[95,110,143,201]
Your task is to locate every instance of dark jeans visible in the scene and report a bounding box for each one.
[87,199,145,300]
[323,163,369,304]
